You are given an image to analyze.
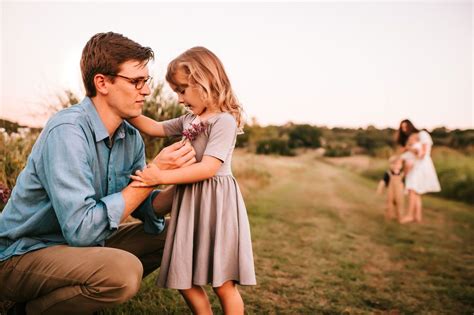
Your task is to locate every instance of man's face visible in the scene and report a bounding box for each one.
[106,60,151,119]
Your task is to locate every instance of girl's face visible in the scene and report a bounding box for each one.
[390,159,403,172]
[171,70,208,116]
[408,133,419,144]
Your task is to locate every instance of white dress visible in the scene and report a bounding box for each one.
[404,131,441,194]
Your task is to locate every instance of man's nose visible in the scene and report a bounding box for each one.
[140,82,151,95]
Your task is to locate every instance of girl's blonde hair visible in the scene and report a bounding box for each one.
[166,46,244,130]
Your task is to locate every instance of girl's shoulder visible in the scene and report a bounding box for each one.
[206,112,237,127]
[179,112,198,126]
[182,112,197,122]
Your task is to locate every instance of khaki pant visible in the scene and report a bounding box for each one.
[0,221,168,315]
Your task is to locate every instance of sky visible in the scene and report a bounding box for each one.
[1,0,473,130]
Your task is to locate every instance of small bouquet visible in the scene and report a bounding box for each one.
[182,121,208,142]
[0,182,11,204]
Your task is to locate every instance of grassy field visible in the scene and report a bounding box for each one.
[102,150,473,314]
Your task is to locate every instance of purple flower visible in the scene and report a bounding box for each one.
[0,182,11,204]
[182,121,208,142]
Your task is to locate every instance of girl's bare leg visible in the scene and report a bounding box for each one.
[179,285,213,315]
[213,281,244,315]
[415,194,423,222]
[400,190,416,224]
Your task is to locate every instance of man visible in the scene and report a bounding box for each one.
[0,32,195,314]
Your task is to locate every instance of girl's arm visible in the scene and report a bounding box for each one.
[376,180,386,195]
[128,115,166,137]
[397,145,407,154]
[130,155,223,186]
[409,146,419,155]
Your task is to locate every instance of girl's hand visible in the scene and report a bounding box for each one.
[130,164,162,187]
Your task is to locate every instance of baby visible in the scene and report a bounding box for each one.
[377,155,405,222]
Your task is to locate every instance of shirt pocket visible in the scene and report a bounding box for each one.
[115,168,134,192]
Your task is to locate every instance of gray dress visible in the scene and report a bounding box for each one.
[156,112,256,289]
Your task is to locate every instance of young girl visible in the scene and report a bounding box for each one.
[129,46,256,314]
[376,155,405,222]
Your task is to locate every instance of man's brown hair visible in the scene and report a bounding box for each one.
[80,32,154,97]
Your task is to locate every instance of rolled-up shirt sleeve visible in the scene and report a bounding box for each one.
[40,124,124,246]
[132,190,165,234]
[129,135,166,234]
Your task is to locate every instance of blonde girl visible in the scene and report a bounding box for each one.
[129,47,256,314]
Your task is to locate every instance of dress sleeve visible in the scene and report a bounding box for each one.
[419,130,433,146]
[203,113,237,163]
[162,113,192,137]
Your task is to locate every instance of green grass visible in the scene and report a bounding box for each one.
[101,150,474,314]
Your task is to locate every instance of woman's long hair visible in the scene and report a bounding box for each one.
[396,119,419,146]
[166,47,244,131]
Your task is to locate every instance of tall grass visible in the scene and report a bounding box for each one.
[432,147,474,204]
[0,129,39,210]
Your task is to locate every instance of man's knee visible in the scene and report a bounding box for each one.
[88,249,143,304]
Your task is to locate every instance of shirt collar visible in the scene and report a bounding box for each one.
[82,97,126,143]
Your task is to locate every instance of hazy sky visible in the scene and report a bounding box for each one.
[1,1,472,129]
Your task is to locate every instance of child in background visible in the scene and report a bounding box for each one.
[129,46,256,315]
[377,155,405,222]
[400,132,422,175]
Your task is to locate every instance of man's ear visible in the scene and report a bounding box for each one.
[94,74,109,95]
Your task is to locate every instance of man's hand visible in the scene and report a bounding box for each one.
[153,141,196,170]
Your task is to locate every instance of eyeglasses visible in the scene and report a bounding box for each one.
[107,74,152,90]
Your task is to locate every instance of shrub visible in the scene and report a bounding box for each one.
[324,145,351,157]
[256,139,294,156]
[288,124,322,148]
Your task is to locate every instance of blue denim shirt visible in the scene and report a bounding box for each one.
[0,97,165,261]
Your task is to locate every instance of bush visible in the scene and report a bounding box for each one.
[372,146,394,159]
[288,124,322,149]
[324,145,351,157]
[355,127,394,156]
[256,139,294,156]
[432,148,474,204]
[0,129,40,210]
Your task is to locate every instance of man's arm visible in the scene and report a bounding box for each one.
[41,126,196,246]
[41,125,125,246]
[123,140,196,221]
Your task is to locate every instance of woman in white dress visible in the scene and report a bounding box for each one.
[397,119,441,223]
